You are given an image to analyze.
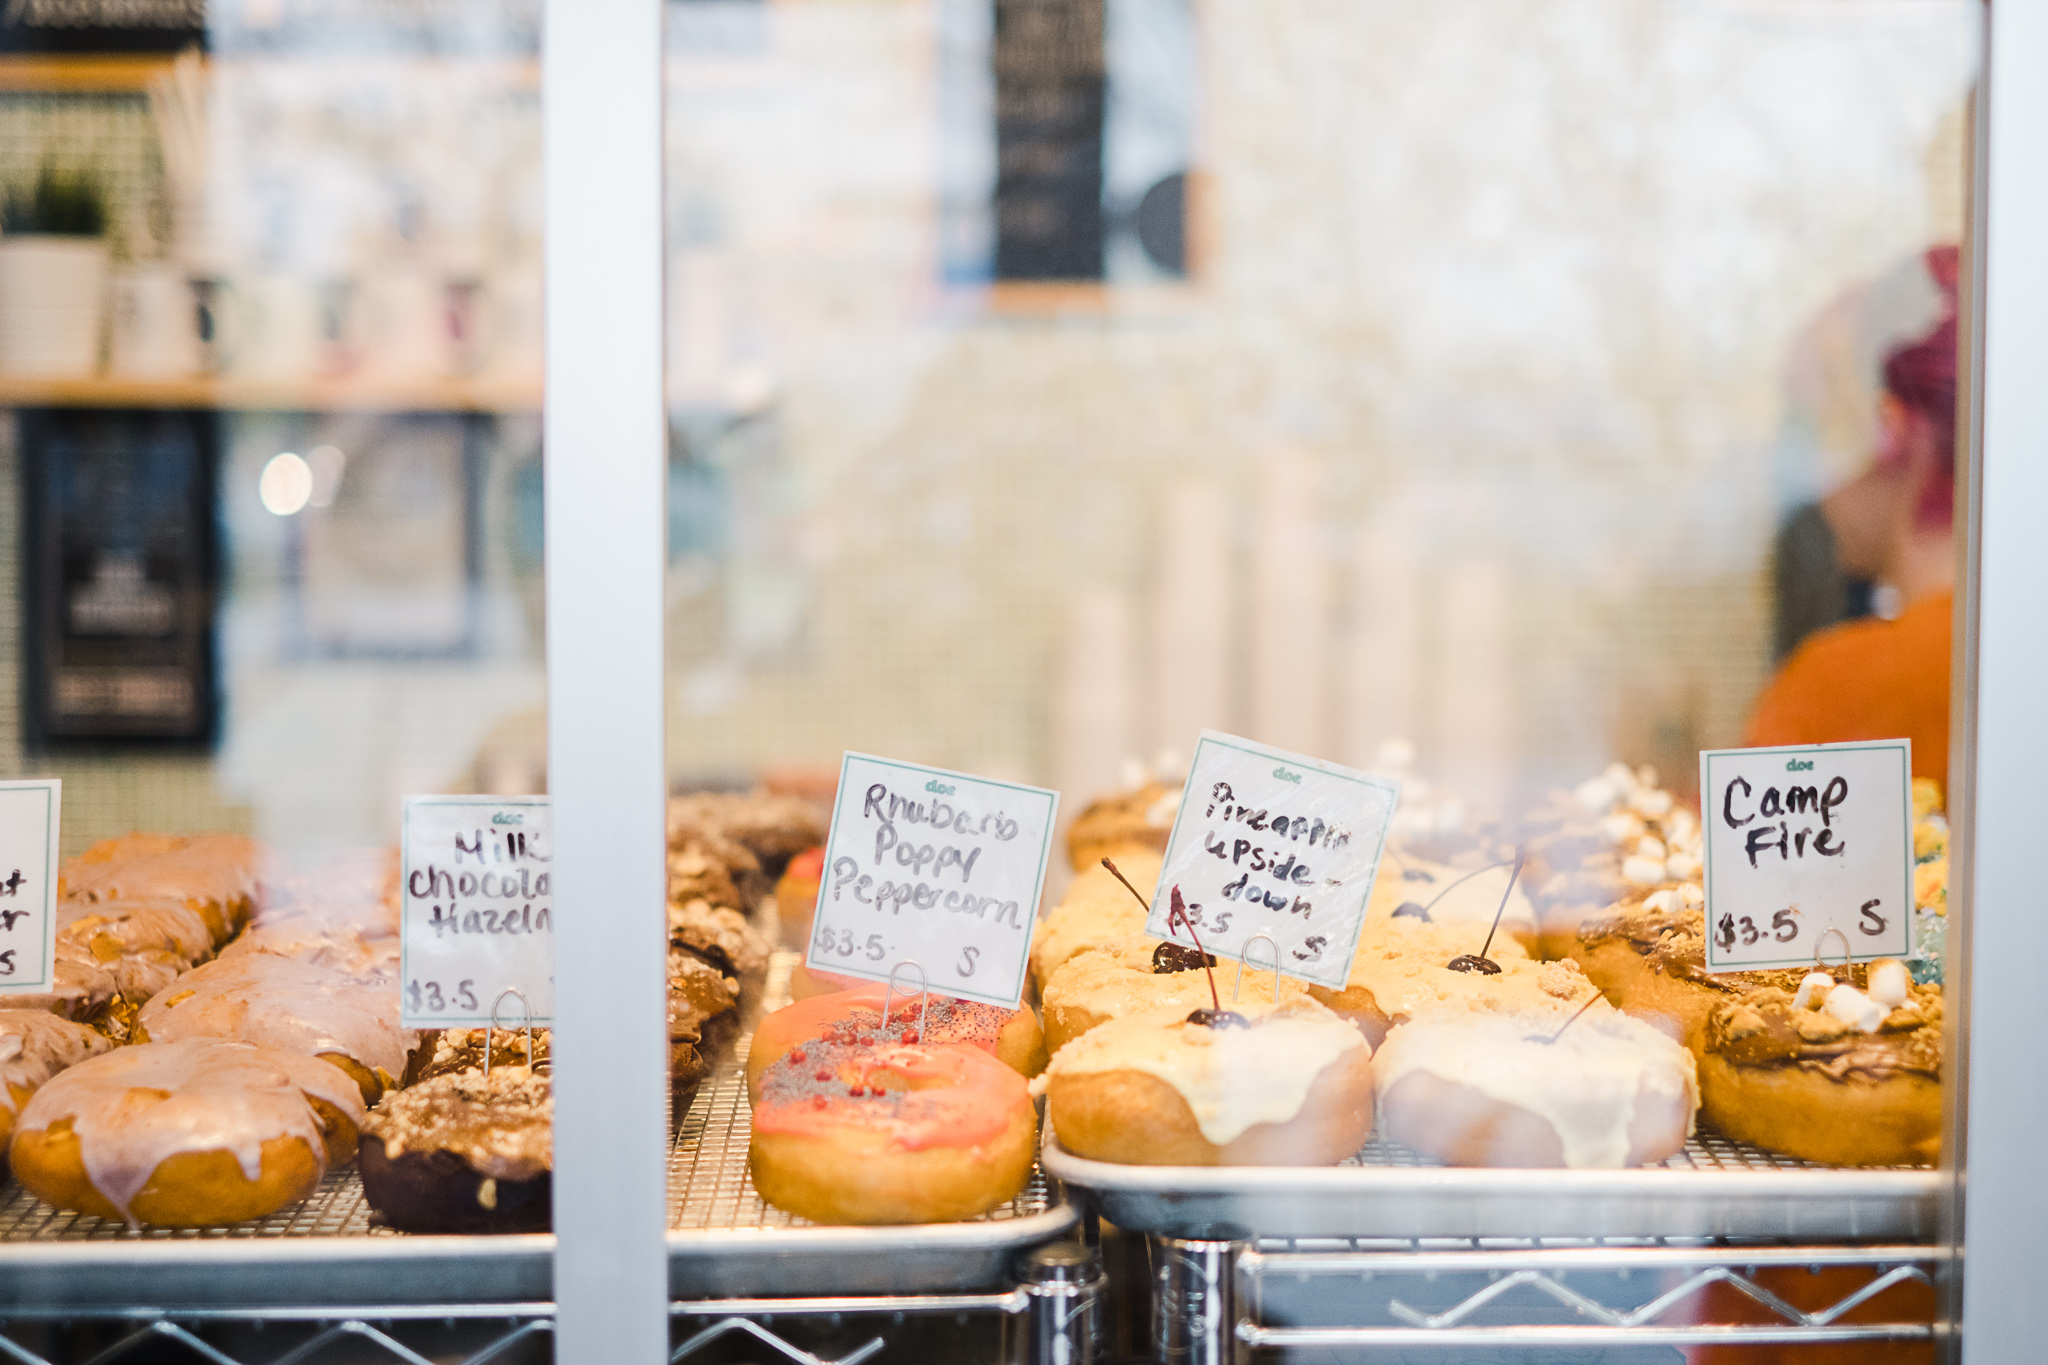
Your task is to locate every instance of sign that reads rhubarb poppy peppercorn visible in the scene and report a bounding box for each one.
[808,752,1058,1010]
[400,795,553,1027]
[1146,731,1400,991]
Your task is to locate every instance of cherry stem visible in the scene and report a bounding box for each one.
[1101,859,1222,1013]
[1546,991,1603,1044]
[1420,857,1520,915]
[1476,847,1528,963]
[1102,857,1153,913]
[1169,887,1222,1014]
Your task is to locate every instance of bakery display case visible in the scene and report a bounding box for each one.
[4,0,2047,1361]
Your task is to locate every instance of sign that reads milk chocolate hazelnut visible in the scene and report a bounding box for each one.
[0,780,60,996]
[1700,740,1912,971]
[400,795,553,1027]
[809,753,1058,1010]
[1147,731,1400,991]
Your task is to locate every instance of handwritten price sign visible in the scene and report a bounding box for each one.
[0,780,59,995]
[1700,741,1912,971]
[1146,731,1400,990]
[400,795,553,1027]
[807,753,1058,1010]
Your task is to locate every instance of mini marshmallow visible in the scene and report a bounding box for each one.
[1635,835,1668,862]
[1664,806,1698,842]
[1606,761,1640,794]
[1601,812,1647,845]
[1793,971,1835,1011]
[1622,855,1666,886]
[1824,983,1887,1034]
[1574,776,1620,814]
[1666,852,1703,881]
[1675,883,1705,909]
[1642,889,1676,914]
[1867,958,1911,1008]
[1630,787,1675,819]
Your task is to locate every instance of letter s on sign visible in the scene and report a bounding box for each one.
[956,946,978,978]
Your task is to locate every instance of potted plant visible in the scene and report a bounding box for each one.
[0,164,112,377]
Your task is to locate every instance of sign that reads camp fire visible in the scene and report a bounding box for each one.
[1700,741,1912,972]
[400,795,553,1027]
[808,753,1058,1010]
[1146,731,1400,991]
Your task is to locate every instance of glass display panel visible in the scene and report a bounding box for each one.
[0,3,549,1239]
[662,0,1973,1240]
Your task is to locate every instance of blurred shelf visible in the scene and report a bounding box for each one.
[0,55,178,93]
[0,374,541,414]
[0,53,539,95]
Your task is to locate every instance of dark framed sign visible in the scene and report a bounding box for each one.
[20,408,219,747]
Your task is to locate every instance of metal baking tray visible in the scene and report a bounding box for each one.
[0,953,1075,1308]
[1044,1129,1938,1241]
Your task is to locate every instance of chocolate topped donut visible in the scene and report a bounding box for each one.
[405,1027,551,1086]
[360,1069,552,1233]
[667,792,827,883]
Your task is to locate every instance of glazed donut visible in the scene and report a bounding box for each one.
[1040,935,1309,1056]
[746,986,1046,1099]
[360,1068,552,1233]
[749,1037,1035,1224]
[60,834,262,945]
[1036,998,1374,1166]
[1308,919,1555,1047]
[1374,1007,1697,1168]
[1028,850,1163,993]
[58,897,217,967]
[136,954,410,1105]
[1698,969,1940,1166]
[1066,781,1181,872]
[10,1037,366,1228]
[0,1011,113,1160]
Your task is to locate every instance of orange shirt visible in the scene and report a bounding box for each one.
[1744,589,1952,790]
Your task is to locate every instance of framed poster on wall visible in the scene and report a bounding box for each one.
[20,408,219,747]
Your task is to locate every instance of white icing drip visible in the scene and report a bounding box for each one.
[1040,999,1368,1146]
[17,1037,366,1227]
[138,954,410,1081]
[1373,1011,1697,1169]
[0,1011,110,1114]
[58,898,216,963]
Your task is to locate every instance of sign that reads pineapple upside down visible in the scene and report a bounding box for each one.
[1146,731,1400,991]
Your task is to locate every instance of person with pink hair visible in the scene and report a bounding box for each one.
[1746,246,1960,793]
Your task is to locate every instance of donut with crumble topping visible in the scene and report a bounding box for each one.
[1698,967,1941,1167]
[1039,934,1310,1056]
[749,1037,1035,1224]
[359,1068,552,1233]
[746,986,1045,1100]
[9,1037,365,1228]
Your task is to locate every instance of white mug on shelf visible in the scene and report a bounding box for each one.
[108,262,202,378]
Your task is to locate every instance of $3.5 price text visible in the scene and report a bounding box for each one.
[1715,898,1888,954]
[811,924,984,980]
[406,978,479,1015]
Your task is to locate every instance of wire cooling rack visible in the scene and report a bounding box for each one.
[0,951,1057,1248]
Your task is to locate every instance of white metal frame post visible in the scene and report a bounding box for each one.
[543,0,670,1360]
[1957,2,2048,1360]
